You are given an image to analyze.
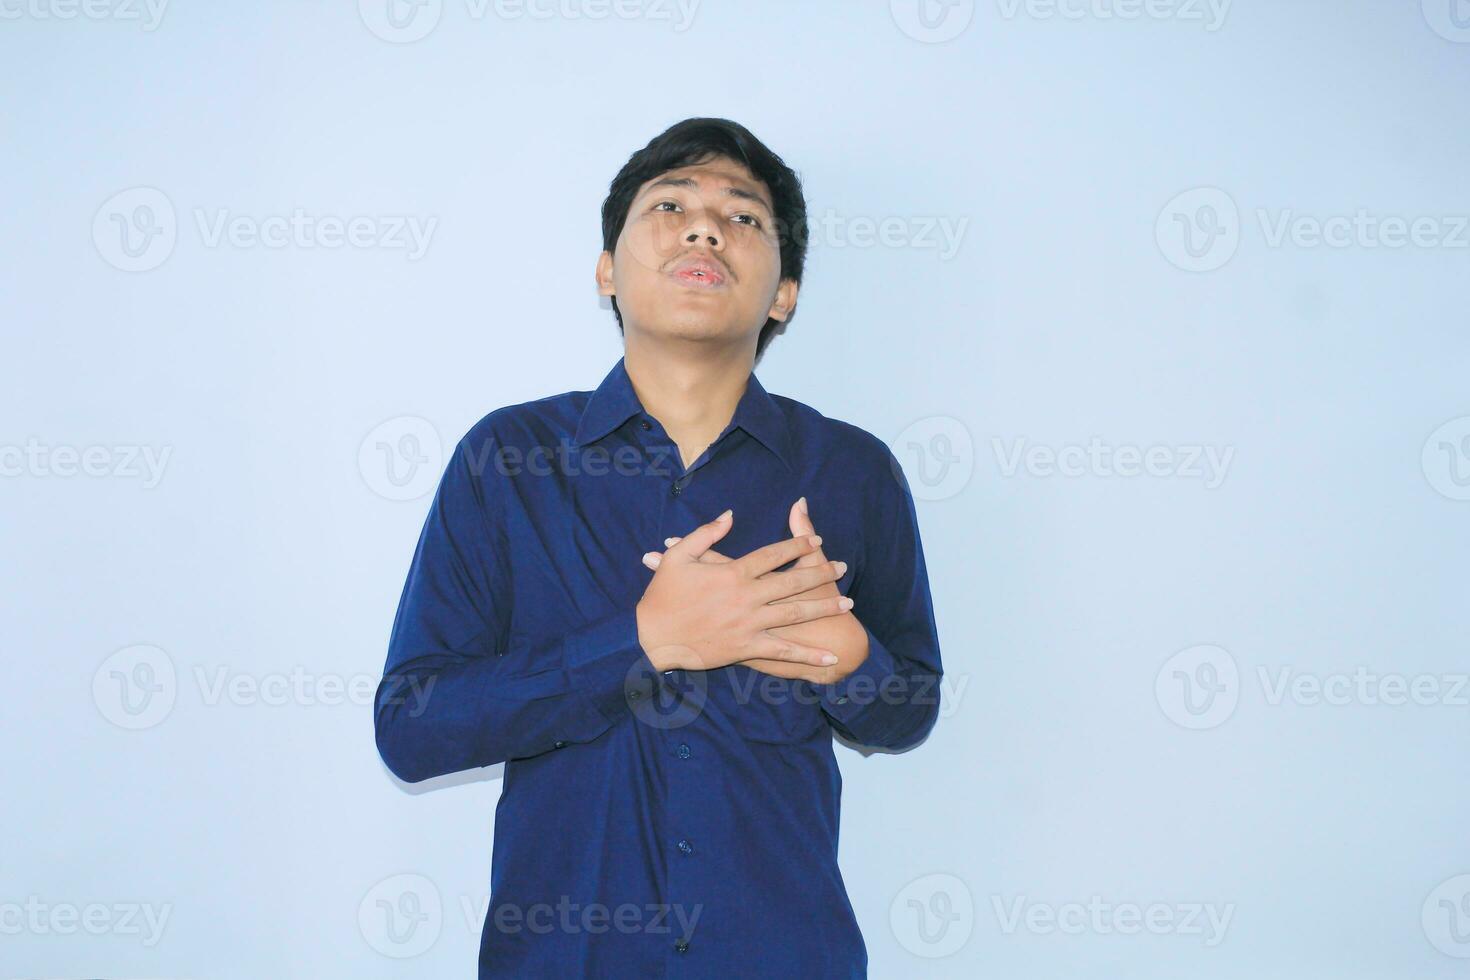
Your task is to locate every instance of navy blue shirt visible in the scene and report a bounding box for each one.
[375,356,943,978]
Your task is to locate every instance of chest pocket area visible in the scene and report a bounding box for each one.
[709,666,826,744]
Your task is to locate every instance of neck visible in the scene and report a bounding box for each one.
[622,335,755,468]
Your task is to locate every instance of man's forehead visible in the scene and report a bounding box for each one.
[638,159,770,200]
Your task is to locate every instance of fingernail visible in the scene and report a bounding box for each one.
[664,537,677,547]
[718,508,732,522]
[839,596,853,610]
[810,534,822,546]
[821,654,838,665]
[834,561,847,574]
[797,496,808,514]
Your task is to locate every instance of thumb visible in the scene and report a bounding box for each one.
[668,507,733,561]
[787,497,825,566]
[788,496,815,537]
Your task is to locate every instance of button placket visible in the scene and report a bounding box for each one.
[637,415,689,497]
[655,440,707,959]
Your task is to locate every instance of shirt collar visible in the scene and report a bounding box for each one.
[573,356,793,470]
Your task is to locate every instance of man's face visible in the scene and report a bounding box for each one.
[597,155,797,351]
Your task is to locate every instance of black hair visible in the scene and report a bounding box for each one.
[600,117,809,362]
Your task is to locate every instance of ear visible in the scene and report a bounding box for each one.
[595,250,615,297]
[766,277,799,322]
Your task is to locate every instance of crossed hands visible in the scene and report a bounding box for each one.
[633,498,870,686]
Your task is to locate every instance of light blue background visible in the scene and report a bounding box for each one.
[4,1,1469,977]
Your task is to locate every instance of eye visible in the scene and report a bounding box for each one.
[652,200,682,213]
[732,213,762,228]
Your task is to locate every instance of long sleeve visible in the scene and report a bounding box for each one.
[374,435,657,783]
[809,445,944,750]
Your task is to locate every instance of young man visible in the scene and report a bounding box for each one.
[375,117,943,978]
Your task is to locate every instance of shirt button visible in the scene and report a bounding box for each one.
[553,741,566,749]
[671,482,682,496]
[835,695,850,704]
[676,743,691,759]
[628,689,642,701]
[677,838,693,855]
[640,419,652,430]
[674,938,690,953]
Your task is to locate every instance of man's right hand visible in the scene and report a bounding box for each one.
[634,508,851,673]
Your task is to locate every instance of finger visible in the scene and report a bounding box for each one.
[755,560,846,603]
[662,536,734,564]
[751,632,839,667]
[786,498,826,568]
[790,496,816,538]
[642,552,662,570]
[734,533,822,577]
[755,595,854,630]
[667,508,733,561]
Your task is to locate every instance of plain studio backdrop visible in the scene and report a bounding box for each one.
[3,2,1469,977]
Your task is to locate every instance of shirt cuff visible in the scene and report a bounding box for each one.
[810,623,900,727]
[561,608,660,726]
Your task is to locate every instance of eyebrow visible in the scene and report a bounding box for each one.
[643,176,774,216]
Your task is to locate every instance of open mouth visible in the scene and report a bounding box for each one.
[669,258,728,289]
[673,269,725,288]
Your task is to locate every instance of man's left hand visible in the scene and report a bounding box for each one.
[641,497,869,685]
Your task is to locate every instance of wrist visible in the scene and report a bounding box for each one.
[635,601,680,671]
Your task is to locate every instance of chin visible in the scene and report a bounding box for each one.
[642,317,743,344]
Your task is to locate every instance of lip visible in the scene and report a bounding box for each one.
[667,255,728,288]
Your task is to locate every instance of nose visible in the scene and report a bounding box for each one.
[682,206,723,250]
